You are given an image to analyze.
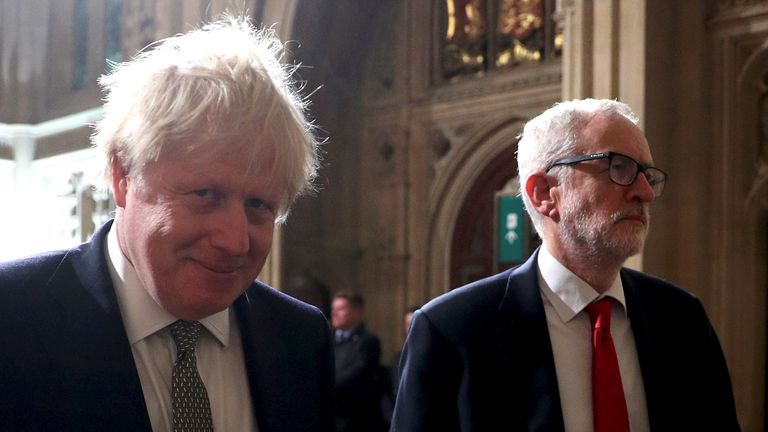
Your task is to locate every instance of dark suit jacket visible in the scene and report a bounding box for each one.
[391,250,739,432]
[0,221,335,432]
[334,324,385,432]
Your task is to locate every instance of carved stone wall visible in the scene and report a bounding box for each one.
[709,3,768,428]
[356,2,562,359]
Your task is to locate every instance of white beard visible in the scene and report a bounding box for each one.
[559,191,649,262]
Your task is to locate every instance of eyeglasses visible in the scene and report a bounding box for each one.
[546,152,667,197]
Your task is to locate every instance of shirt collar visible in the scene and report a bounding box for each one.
[105,222,230,346]
[537,245,626,323]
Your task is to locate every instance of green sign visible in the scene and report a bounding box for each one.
[497,194,526,263]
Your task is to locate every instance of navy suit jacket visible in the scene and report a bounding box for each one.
[0,221,335,432]
[391,250,739,431]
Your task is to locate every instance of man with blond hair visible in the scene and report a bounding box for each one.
[392,99,739,431]
[0,16,333,431]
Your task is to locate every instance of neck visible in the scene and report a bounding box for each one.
[544,243,624,294]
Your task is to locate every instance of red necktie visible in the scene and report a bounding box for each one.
[586,298,630,432]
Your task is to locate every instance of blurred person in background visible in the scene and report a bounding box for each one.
[332,291,386,432]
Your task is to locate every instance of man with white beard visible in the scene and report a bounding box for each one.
[391,99,740,432]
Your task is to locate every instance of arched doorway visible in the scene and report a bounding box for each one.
[449,144,539,288]
[426,115,549,298]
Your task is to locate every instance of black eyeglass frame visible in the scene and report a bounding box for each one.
[545,151,668,197]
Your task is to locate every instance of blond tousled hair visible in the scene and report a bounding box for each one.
[92,15,320,221]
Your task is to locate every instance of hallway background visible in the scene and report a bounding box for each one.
[0,0,765,429]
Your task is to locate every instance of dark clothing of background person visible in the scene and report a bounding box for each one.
[334,323,386,432]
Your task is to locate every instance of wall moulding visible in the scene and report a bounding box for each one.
[712,0,768,14]
[710,15,768,430]
[709,0,768,30]
[426,63,563,104]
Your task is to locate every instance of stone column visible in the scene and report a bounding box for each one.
[558,0,647,270]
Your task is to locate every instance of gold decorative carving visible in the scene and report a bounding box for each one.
[443,0,488,79]
[496,0,545,67]
[498,0,543,40]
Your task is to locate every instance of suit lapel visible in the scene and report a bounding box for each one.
[41,221,151,430]
[236,282,336,432]
[622,272,667,430]
[235,284,284,432]
[233,290,262,426]
[496,251,565,432]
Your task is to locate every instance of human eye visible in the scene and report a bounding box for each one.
[245,197,269,210]
[245,197,276,222]
[645,169,663,186]
[187,189,223,207]
[613,154,638,174]
[183,188,221,211]
[611,154,634,171]
[193,189,214,199]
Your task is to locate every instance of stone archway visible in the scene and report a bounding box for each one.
[449,144,519,288]
[426,117,528,298]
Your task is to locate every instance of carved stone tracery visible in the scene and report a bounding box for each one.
[710,4,768,427]
[748,75,768,209]
[715,0,768,12]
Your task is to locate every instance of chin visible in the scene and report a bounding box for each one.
[611,239,645,259]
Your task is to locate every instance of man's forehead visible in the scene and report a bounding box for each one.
[170,133,268,157]
[578,114,652,160]
[160,135,278,171]
[580,112,641,138]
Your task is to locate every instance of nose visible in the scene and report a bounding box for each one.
[628,172,656,203]
[209,201,250,256]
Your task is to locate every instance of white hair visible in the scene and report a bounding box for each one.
[516,98,639,235]
[92,14,319,222]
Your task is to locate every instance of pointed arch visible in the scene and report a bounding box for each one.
[426,116,528,299]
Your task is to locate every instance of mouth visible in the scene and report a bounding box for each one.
[620,214,647,225]
[613,207,649,226]
[193,259,242,274]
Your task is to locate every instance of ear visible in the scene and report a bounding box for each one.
[524,171,561,222]
[110,156,129,209]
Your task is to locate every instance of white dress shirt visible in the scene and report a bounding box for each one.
[105,224,257,432]
[537,246,650,432]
